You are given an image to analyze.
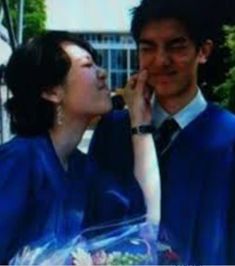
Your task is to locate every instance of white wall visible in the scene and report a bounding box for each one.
[45,0,141,32]
[0,85,11,143]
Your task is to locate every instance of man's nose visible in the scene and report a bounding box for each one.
[152,48,171,67]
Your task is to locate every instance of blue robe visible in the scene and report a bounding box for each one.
[89,103,235,264]
[0,134,144,263]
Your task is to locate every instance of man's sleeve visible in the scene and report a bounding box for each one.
[227,146,235,264]
[88,112,146,224]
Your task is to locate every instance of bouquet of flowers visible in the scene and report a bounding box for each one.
[10,217,160,265]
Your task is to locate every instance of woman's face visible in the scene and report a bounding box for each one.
[60,42,112,120]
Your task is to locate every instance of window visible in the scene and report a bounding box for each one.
[130,49,138,73]
[96,49,108,68]
[83,33,137,90]
[111,71,127,89]
[111,50,127,70]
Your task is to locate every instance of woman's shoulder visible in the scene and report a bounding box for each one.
[0,136,32,157]
[0,135,50,175]
[0,135,43,158]
[0,134,59,195]
[0,136,38,190]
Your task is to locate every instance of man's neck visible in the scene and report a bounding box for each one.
[153,89,207,130]
[157,89,198,115]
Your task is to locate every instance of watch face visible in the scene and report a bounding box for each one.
[131,125,155,135]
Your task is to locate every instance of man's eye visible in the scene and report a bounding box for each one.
[168,43,187,51]
[139,46,153,52]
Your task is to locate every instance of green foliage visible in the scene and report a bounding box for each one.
[215,25,235,111]
[6,0,46,42]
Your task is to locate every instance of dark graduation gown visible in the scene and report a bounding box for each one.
[89,103,235,264]
[0,134,143,263]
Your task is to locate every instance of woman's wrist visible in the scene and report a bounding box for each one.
[131,125,155,135]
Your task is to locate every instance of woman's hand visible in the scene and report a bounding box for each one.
[124,70,153,127]
[125,70,161,225]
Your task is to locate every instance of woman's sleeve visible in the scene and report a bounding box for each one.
[0,143,31,263]
[83,156,146,231]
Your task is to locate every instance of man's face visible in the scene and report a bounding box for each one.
[138,18,209,101]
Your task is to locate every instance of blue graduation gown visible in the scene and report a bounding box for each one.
[89,103,235,264]
[0,134,143,263]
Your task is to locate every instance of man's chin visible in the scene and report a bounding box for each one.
[154,86,173,96]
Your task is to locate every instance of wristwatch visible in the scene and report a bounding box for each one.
[131,125,155,135]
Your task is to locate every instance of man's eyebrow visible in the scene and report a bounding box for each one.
[138,39,156,46]
[167,36,188,45]
[138,36,189,46]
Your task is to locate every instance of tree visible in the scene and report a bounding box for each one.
[6,0,46,42]
[215,26,235,111]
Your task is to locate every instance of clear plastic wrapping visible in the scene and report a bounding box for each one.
[10,216,160,265]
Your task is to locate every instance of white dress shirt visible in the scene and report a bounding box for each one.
[152,89,207,150]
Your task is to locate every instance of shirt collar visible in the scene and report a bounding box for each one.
[152,89,207,129]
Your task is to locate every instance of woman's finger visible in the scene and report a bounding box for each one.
[135,70,148,94]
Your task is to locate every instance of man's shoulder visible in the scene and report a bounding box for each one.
[98,109,130,128]
[194,104,235,146]
[94,110,131,140]
[89,110,133,170]
[206,103,235,128]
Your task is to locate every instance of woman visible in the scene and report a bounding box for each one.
[0,31,160,263]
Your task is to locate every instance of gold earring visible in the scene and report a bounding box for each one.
[56,105,64,126]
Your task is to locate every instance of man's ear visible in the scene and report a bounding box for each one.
[41,86,64,104]
[198,39,214,64]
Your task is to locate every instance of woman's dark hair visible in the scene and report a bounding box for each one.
[4,30,97,136]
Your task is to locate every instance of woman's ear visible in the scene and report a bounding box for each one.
[198,39,214,64]
[41,86,64,104]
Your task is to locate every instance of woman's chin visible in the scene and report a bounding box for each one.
[93,102,113,117]
[101,105,112,115]
[103,100,113,114]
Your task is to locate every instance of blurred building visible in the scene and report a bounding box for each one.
[0,23,12,143]
[45,0,141,90]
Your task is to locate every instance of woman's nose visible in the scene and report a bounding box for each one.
[97,67,107,80]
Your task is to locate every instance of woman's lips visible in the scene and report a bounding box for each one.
[98,84,109,91]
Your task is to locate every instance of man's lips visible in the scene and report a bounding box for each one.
[149,70,177,77]
[148,71,177,82]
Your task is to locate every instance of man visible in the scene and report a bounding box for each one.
[89,0,235,264]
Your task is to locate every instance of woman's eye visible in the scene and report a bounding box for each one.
[83,62,93,67]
